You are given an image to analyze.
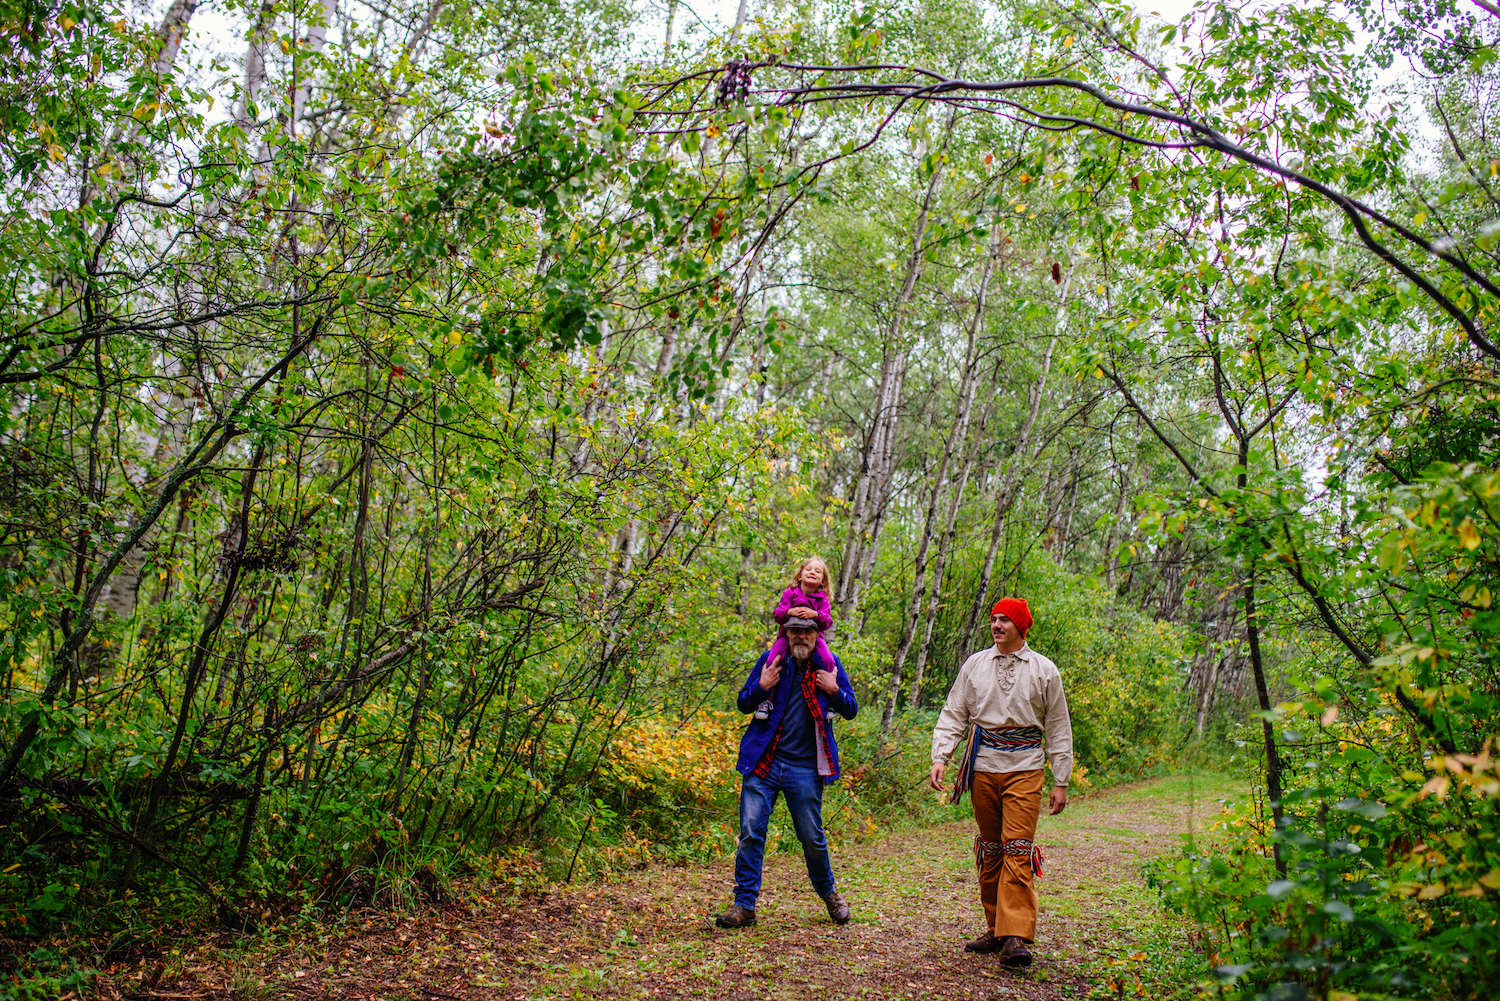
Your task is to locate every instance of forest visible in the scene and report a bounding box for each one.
[0,0,1497,997]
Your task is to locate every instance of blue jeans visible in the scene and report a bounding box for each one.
[733,759,836,909]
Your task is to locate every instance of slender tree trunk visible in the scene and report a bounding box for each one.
[81,0,199,204]
[834,344,901,625]
[663,0,678,57]
[233,740,270,874]
[336,363,377,668]
[882,219,993,734]
[960,327,1060,653]
[1104,463,1132,588]
[394,395,443,811]
[122,442,267,886]
[291,0,337,137]
[846,355,907,634]
[911,442,978,706]
[238,0,275,173]
[1195,654,1222,738]
[834,125,951,632]
[1245,565,1285,875]
[1053,448,1082,555]
[0,324,318,790]
[655,323,678,379]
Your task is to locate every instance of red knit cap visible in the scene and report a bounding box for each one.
[991,597,1033,636]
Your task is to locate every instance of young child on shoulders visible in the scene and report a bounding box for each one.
[755,555,838,719]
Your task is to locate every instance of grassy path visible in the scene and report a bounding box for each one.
[129,774,1240,1000]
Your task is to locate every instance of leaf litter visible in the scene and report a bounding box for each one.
[97,775,1235,1000]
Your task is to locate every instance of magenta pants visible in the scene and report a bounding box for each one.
[765,630,835,672]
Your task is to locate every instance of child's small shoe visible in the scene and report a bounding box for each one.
[754,700,774,720]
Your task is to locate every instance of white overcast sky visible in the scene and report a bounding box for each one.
[170,0,1433,153]
[183,0,1209,71]
[636,0,1204,52]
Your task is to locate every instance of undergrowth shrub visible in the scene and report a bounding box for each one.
[1147,698,1500,1001]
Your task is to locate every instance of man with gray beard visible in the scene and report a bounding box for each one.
[715,611,859,929]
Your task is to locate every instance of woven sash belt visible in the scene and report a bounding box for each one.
[975,837,1045,876]
[948,723,1045,804]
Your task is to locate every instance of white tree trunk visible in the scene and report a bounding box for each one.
[959,260,1072,652]
[833,120,952,633]
[292,0,338,138]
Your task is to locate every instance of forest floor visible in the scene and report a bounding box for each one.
[100,773,1241,1001]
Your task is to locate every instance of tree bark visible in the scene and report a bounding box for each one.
[959,324,1061,654]
[882,217,995,733]
[0,322,322,790]
[911,441,978,706]
[834,119,952,634]
[122,439,268,886]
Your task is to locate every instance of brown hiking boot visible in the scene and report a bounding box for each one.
[822,890,851,925]
[964,931,1003,953]
[998,936,1033,968]
[714,903,756,929]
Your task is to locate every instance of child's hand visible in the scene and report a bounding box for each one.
[759,655,784,691]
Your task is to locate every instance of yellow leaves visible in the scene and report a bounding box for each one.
[611,712,740,802]
[1458,519,1482,550]
[1320,706,1339,726]
[1417,775,1450,801]
[705,124,721,139]
[1416,882,1447,899]
[58,15,75,31]
[1479,868,1500,890]
[31,119,65,162]
[1417,739,1500,799]
[448,329,462,345]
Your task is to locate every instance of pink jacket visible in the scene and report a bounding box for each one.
[773,585,833,631]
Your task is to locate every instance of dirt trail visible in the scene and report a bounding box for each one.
[124,774,1238,1000]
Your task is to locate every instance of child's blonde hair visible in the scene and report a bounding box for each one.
[788,555,831,591]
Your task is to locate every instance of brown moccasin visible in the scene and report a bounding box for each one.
[964,931,1003,953]
[998,936,1033,967]
[821,890,851,925]
[714,903,756,928]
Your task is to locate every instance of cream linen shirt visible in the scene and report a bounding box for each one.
[930,643,1074,786]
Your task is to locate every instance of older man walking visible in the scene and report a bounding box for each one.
[716,610,859,929]
[929,597,1072,967]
